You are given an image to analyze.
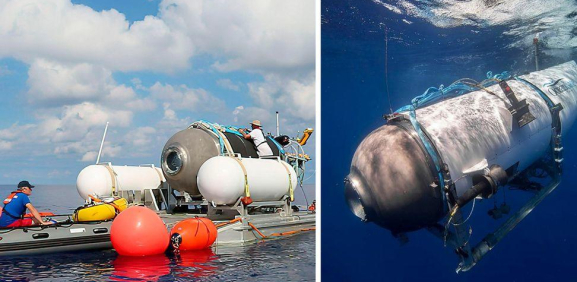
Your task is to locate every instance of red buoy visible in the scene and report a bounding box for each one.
[170,217,217,251]
[110,206,169,256]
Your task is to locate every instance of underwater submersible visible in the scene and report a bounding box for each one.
[345,61,577,271]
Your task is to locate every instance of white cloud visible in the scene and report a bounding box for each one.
[27,60,157,111]
[81,151,98,162]
[0,140,12,150]
[124,126,157,148]
[232,106,244,123]
[131,77,147,90]
[38,102,132,143]
[150,82,225,112]
[0,0,193,72]
[55,138,121,161]
[247,72,315,121]
[230,106,274,129]
[103,85,156,111]
[0,123,35,141]
[27,59,113,105]
[0,0,315,73]
[217,78,240,91]
[158,0,315,73]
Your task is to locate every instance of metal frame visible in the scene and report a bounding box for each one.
[428,160,562,272]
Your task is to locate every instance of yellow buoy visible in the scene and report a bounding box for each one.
[73,203,116,222]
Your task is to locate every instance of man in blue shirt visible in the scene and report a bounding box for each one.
[0,181,53,228]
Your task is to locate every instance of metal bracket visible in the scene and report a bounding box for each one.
[432,161,561,272]
[499,80,536,128]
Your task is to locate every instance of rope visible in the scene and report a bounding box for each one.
[197,217,213,248]
[213,217,315,239]
[215,218,242,228]
[452,198,476,226]
[384,27,393,114]
[248,222,267,238]
[248,221,315,239]
[269,227,316,237]
[88,195,122,213]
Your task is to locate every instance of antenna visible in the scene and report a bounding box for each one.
[276,111,280,136]
[385,26,393,114]
[96,122,109,164]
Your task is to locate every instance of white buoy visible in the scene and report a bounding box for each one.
[76,164,165,200]
[197,156,297,205]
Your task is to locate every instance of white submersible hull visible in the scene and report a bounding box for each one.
[345,61,577,271]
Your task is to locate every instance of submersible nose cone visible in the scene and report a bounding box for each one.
[346,123,445,233]
[161,128,220,196]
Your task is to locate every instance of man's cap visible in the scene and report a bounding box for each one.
[250,120,262,127]
[18,180,35,189]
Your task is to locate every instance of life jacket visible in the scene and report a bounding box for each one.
[2,191,24,219]
[3,191,21,205]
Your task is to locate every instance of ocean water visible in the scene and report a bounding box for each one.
[0,184,315,281]
[322,0,577,281]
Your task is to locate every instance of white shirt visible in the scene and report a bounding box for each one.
[249,128,273,156]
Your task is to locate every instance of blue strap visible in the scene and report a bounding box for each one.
[403,108,447,211]
[198,120,226,154]
[196,120,286,156]
[396,71,511,113]
[514,77,554,108]
[268,136,286,155]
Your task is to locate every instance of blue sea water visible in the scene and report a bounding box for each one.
[322,0,577,281]
[0,184,315,281]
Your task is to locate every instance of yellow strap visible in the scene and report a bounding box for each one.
[103,165,117,196]
[151,166,164,183]
[280,161,294,202]
[231,157,250,198]
[215,129,234,156]
[194,122,235,156]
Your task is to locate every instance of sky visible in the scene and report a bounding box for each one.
[0,0,316,185]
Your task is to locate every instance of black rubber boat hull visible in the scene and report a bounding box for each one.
[0,221,113,256]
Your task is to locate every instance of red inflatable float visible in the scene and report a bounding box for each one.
[110,206,169,256]
[170,217,217,251]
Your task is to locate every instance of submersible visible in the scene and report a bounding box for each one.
[345,61,577,271]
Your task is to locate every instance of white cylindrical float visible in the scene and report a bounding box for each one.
[197,156,297,205]
[76,164,165,200]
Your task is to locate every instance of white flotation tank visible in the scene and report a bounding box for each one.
[197,156,297,205]
[76,164,165,200]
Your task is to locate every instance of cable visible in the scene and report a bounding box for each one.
[384,26,393,114]
[452,198,476,226]
[299,183,309,207]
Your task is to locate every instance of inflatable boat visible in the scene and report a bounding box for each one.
[0,215,112,256]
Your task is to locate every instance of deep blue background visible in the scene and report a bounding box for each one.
[321,1,577,281]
